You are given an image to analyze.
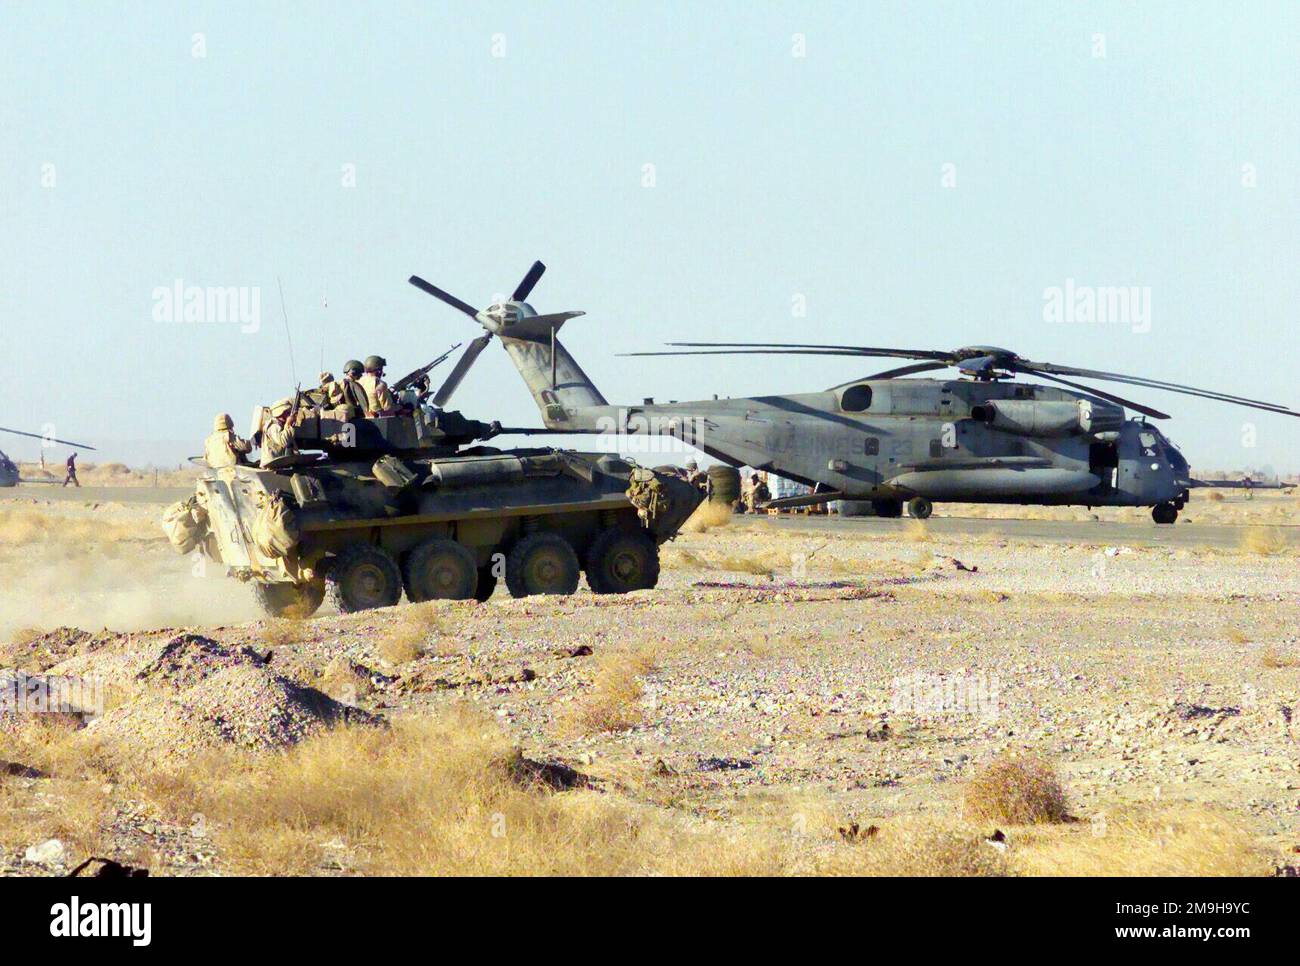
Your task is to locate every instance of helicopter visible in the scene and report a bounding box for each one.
[0,427,97,487]
[406,262,1298,525]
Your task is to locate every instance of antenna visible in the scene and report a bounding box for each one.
[277,276,297,384]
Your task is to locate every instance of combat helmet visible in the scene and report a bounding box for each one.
[364,355,387,372]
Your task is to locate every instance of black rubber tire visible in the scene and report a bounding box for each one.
[254,579,325,620]
[505,532,581,598]
[474,563,499,602]
[585,527,660,594]
[872,499,904,518]
[327,543,403,613]
[1152,503,1178,525]
[906,497,933,520]
[402,538,478,602]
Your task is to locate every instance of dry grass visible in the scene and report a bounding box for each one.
[3,709,1274,877]
[1260,645,1299,669]
[682,501,734,534]
[902,519,931,543]
[0,509,152,548]
[375,603,457,665]
[1239,526,1287,556]
[559,652,655,736]
[1224,627,1252,645]
[964,754,1069,825]
[261,619,306,649]
[1013,806,1270,876]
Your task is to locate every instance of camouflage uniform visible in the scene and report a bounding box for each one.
[204,413,252,468]
[359,355,397,416]
[259,400,298,468]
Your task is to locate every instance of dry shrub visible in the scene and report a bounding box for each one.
[0,719,114,859]
[682,501,734,534]
[1208,491,1225,502]
[8,627,41,648]
[902,520,931,543]
[715,550,786,576]
[1240,526,1286,556]
[376,603,455,665]
[0,509,149,548]
[662,547,710,570]
[121,708,1015,876]
[964,754,1069,825]
[1224,627,1251,645]
[127,708,654,875]
[1014,806,1269,877]
[261,619,306,649]
[560,653,654,736]
[1260,646,1299,669]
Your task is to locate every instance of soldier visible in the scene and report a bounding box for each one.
[62,451,79,488]
[338,356,369,413]
[744,472,769,512]
[359,355,397,417]
[204,413,253,468]
[683,458,705,489]
[259,399,298,467]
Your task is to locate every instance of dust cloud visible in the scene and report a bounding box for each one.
[0,503,261,639]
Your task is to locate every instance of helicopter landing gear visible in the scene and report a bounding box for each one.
[906,497,933,520]
[1152,503,1179,525]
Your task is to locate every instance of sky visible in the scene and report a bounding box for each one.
[2,1,1298,473]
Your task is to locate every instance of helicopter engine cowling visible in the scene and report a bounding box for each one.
[969,399,1116,437]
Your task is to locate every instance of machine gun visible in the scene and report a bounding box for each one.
[392,343,462,396]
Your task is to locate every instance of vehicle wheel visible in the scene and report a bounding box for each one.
[906,497,933,520]
[871,499,903,518]
[1152,503,1178,525]
[254,579,325,619]
[586,527,660,594]
[474,563,498,602]
[402,538,478,602]
[505,532,581,598]
[327,543,402,613]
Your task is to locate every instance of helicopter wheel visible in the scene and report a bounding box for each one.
[906,497,933,520]
[1152,503,1179,525]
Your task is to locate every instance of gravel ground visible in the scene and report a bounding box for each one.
[1,503,1297,874]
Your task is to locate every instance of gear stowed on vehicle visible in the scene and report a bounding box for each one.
[164,262,704,619]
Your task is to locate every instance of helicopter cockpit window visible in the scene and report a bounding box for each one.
[1139,431,1158,456]
[840,385,873,412]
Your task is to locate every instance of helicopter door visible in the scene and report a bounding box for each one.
[1088,440,1119,493]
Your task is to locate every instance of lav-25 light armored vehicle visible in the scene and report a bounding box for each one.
[166,395,703,620]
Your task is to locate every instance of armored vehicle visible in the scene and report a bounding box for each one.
[165,405,702,619]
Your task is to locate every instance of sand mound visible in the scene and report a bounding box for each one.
[82,634,380,761]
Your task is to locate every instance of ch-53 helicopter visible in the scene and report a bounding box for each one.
[0,427,96,487]
[407,261,1298,525]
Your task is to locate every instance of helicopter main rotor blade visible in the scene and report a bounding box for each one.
[620,348,931,360]
[431,334,493,407]
[1011,367,1171,419]
[0,426,97,450]
[666,341,953,361]
[408,275,480,319]
[511,261,546,302]
[1019,359,1293,412]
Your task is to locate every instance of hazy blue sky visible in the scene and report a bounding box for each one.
[2,1,1297,472]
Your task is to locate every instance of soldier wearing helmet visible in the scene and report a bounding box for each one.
[259,398,299,467]
[204,413,252,469]
[359,354,397,417]
[334,360,368,417]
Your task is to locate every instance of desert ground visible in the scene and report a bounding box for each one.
[1,484,1297,876]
